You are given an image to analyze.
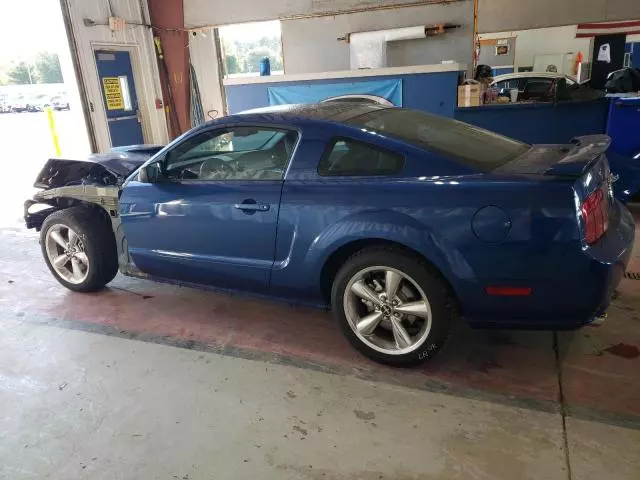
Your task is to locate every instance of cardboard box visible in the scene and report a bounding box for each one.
[457,84,484,107]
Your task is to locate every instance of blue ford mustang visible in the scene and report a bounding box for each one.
[25,103,635,366]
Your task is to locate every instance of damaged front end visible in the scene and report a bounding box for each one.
[24,149,155,275]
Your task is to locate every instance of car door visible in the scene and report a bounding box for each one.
[119,125,299,292]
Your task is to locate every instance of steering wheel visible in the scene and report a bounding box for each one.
[199,155,236,179]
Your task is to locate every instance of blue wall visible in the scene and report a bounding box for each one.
[455,100,610,144]
[632,43,640,69]
[225,70,461,117]
[492,67,514,76]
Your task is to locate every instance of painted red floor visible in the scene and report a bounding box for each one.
[1,214,639,427]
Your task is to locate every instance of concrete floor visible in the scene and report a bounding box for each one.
[1,219,640,479]
[1,314,639,480]
[1,112,640,479]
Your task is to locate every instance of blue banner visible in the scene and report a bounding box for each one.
[267,79,403,107]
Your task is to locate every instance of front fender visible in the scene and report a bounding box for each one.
[305,209,474,290]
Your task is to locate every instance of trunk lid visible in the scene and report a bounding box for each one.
[496,135,615,245]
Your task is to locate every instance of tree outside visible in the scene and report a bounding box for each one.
[2,52,63,85]
[220,24,283,76]
[7,61,34,85]
[225,55,241,75]
[35,52,63,83]
[246,47,281,73]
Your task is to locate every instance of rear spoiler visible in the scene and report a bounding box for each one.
[545,135,610,177]
[494,135,611,177]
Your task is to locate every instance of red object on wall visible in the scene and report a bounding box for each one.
[147,0,190,138]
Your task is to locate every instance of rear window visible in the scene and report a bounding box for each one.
[348,108,530,171]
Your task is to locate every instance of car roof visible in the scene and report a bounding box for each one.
[228,102,390,124]
[492,72,577,83]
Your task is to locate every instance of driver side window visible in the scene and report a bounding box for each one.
[164,127,299,181]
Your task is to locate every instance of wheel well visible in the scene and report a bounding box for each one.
[31,198,114,231]
[319,239,459,307]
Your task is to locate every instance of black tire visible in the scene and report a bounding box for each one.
[331,247,455,367]
[40,206,119,292]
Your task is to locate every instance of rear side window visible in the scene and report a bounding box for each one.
[348,108,530,171]
[318,138,404,176]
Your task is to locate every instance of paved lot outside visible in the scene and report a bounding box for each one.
[0,110,90,227]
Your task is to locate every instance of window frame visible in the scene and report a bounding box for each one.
[161,124,301,183]
[317,136,405,178]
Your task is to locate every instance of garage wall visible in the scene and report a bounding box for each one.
[478,0,640,33]
[62,0,168,152]
[480,26,593,69]
[281,1,473,74]
[184,0,462,28]
[477,37,516,68]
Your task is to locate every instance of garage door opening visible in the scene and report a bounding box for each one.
[0,0,90,227]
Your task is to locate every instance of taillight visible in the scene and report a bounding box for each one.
[580,188,608,245]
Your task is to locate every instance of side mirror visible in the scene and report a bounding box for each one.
[138,163,161,183]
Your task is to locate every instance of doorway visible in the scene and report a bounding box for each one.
[94,49,145,147]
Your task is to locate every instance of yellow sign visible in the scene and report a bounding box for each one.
[102,77,124,110]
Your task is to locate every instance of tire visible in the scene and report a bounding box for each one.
[331,247,455,367]
[40,206,119,292]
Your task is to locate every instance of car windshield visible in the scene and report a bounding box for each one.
[347,108,530,171]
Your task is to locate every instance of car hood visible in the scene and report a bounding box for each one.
[33,150,155,190]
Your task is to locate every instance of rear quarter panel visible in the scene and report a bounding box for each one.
[271,122,580,314]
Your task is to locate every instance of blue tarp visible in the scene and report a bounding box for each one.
[267,79,403,106]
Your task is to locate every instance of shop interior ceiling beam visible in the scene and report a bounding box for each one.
[478,0,640,34]
[184,0,465,30]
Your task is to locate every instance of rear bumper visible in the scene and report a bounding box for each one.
[463,201,635,328]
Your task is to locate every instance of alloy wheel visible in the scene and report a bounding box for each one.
[343,266,432,355]
[44,224,89,284]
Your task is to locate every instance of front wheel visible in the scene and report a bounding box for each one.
[40,206,118,292]
[331,247,455,367]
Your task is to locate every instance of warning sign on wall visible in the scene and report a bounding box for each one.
[102,77,124,110]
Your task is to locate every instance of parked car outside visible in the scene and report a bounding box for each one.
[52,94,70,111]
[26,95,53,112]
[24,104,634,366]
[10,97,28,112]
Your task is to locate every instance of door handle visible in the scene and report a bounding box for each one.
[234,202,270,212]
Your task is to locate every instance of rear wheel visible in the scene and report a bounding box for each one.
[331,247,454,366]
[40,207,118,292]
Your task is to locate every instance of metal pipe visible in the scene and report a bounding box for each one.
[472,0,479,73]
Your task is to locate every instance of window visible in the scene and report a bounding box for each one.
[118,76,133,111]
[522,78,554,100]
[219,20,283,77]
[494,78,524,91]
[347,108,529,171]
[164,127,298,181]
[318,138,404,177]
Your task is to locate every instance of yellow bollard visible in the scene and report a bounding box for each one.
[45,106,62,157]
